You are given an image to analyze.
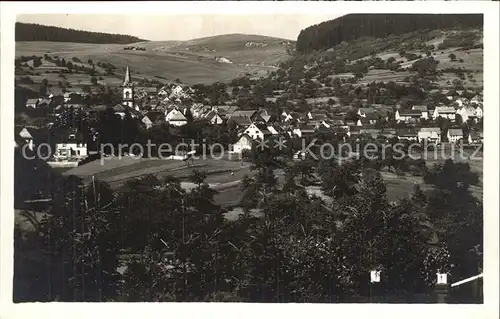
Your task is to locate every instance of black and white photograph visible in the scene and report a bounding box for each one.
[1,1,499,319]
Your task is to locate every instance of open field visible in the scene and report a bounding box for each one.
[16,34,292,85]
[63,156,253,199]
[62,148,483,208]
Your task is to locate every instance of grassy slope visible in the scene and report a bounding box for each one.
[16,34,292,85]
[327,29,483,88]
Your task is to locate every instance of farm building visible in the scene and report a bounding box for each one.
[232,134,253,153]
[447,128,465,143]
[418,127,441,143]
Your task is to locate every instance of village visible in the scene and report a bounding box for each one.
[15,62,483,169]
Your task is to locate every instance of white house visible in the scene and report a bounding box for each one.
[447,128,464,143]
[142,112,163,129]
[113,104,127,119]
[26,98,39,108]
[54,132,88,161]
[418,127,441,143]
[165,108,188,127]
[411,105,429,119]
[170,85,184,96]
[396,129,418,142]
[395,110,424,123]
[191,103,205,119]
[205,111,224,125]
[158,86,170,97]
[456,105,483,123]
[475,106,483,119]
[55,142,88,160]
[232,134,253,153]
[292,126,315,138]
[470,95,482,105]
[468,131,483,144]
[433,106,457,120]
[18,127,38,151]
[243,123,271,141]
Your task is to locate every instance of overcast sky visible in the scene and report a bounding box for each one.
[17,14,341,41]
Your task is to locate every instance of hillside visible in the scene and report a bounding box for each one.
[16,22,146,44]
[286,28,483,92]
[296,14,483,54]
[16,34,293,85]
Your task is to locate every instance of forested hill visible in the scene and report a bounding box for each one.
[296,14,483,54]
[16,23,146,44]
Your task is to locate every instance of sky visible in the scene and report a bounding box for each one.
[17,14,341,41]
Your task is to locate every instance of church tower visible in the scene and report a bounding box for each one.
[122,66,136,110]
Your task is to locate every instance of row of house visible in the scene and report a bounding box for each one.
[394,102,483,124]
[231,122,483,154]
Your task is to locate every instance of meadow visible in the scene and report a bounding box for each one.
[16,34,292,85]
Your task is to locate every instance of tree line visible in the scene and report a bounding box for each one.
[16,23,146,44]
[296,14,483,54]
[13,144,483,302]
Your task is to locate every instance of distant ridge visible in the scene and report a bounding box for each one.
[16,22,147,44]
[296,14,483,54]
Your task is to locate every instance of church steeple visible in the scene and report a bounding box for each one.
[122,65,136,110]
[123,65,131,86]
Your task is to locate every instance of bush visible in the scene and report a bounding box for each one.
[19,76,34,84]
[241,149,252,161]
[396,168,406,177]
[438,32,477,50]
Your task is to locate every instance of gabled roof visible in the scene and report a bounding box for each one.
[435,106,456,113]
[331,119,345,126]
[358,107,377,114]
[38,98,51,105]
[310,112,328,120]
[229,116,251,127]
[464,107,478,116]
[412,105,428,112]
[18,126,43,140]
[419,127,441,133]
[230,110,257,118]
[219,105,238,113]
[398,110,422,116]
[397,128,418,136]
[470,130,483,139]
[330,115,345,121]
[51,127,85,143]
[236,133,253,142]
[113,104,126,112]
[448,128,464,136]
[261,114,272,123]
[256,124,272,135]
[168,111,187,122]
[144,111,163,122]
[206,111,223,122]
[364,112,380,121]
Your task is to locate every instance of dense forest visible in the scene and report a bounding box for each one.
[296,14,483,54]
[15,23,146,44]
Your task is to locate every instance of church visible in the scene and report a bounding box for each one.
[122,66,138,111]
